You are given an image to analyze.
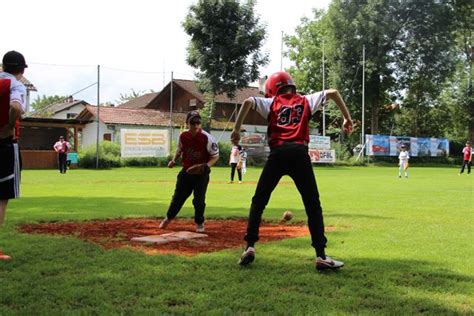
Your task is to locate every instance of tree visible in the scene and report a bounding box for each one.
[30,95,69,116]
[116,88,154,105]
[183,0,268,130]
[287,0,458,140]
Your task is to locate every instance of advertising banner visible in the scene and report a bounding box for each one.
[121,129,169,158]
[240,132,266,147]
[309,135,331,150]
[309,149,336,163]
[366,134,449,157]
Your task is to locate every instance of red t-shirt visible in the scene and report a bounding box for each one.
[177,129,219,170]
[268,94,312,147]
[462,146,472,160]
[0,78,21,139]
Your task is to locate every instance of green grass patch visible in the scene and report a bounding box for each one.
[0,166,472,314]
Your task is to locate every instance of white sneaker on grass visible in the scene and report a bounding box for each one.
[238,247,255,266]
[316,256,344,271]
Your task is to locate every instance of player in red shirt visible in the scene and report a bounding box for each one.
[231,71,353,270]
[0,50,28,261]
[459,141,472,175]
[159,111,219,233]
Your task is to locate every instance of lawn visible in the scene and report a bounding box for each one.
[0,166,472,314]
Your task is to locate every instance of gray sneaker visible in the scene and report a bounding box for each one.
[196,223,205,233]
[238,247,256,266]
[316,256,344,271]
[159,217,171,229]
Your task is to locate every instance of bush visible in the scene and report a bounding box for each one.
[78,141,121,169]
[122,156,170,167]
[216,142,231,167]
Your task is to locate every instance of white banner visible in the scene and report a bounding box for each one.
[309,149,336,163]
[121,129,169,158]
[309,135,331,150]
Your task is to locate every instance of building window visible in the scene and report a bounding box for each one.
[67,113,77,119]
[103,133,112,141]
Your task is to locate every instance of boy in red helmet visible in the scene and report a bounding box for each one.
[231,71,353,270]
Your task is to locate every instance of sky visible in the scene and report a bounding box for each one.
[3,0,330,106]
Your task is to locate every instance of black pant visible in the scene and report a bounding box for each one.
[58,153,67,173]
[460,160,471,174]
[244,143,327,256]
[230,163,242,181]
[166,169,210,225]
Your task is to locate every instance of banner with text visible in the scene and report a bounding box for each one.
[309,149,336,163]
[366,134,449,157]
[121,129,169,158]
[309,135,331,150]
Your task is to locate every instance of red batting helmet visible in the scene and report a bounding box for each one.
[264,71,296,97]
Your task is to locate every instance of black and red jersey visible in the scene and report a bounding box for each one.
[253,91,326,148]
[177,129,219,170]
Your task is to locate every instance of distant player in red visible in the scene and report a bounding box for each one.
[231,71,353,270]
[459,141,472,175]
[159,111,219,233]
[0,50,28,261]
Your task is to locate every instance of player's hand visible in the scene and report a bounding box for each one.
[343,118,353,135]
[168,160,176,168]
[230,130,240,143]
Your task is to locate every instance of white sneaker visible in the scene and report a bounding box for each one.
[316,256,344,271]
[196,223,205,233]
[159,217,171,229]
[238,247,255,266]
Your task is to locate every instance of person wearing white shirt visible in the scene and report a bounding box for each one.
[398,145,410,178]
[0,50,28,261]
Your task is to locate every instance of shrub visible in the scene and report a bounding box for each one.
[216,142,231,167]
[122,156,170,167]
[78,141,121,169]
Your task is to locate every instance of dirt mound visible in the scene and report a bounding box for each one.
[19,218,332,256]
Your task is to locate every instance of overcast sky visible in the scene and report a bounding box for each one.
[3,0,330,105]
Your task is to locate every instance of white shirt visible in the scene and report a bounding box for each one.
[252,91,326,119]
[229,145,240,164]
[0,72,27,112]
[399,151,410,162]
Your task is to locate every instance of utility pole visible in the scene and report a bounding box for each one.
[362,45,365,149]
[95,65,100,169]
[169,71,173,154]
[322,39,326,136]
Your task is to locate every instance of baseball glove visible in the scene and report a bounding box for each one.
[186,163,210,175]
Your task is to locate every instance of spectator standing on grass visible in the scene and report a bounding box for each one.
[159,111,219,233]
[229,140,243,184]
[398,144,409,178]
[231,71,353,270]
[53,136,71,174]
[0,51,28,261]
[459,141,472,175]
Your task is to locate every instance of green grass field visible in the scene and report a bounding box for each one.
[0,166,473,314]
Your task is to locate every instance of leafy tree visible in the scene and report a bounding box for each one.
[116,88,154,105]
[30,95,69,116]
[182,0,269,130]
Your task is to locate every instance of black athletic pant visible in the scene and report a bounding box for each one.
[230,163,242,181]
[244,143,327,257]
[460,160,471,174]
[58,153,67,173]
[166,169,210,225]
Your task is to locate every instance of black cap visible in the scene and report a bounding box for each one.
[186,110,201,123]
[2,51,28,68]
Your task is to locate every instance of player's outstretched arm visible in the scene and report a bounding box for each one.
[231,98,254,143]
[326,89,353,135]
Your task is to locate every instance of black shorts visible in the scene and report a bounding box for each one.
[0,140,21,200]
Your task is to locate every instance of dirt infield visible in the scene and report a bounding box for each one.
[18,218,334,256]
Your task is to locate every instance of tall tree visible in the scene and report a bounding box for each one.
[183,0,268,130]
[30,95,69,116]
